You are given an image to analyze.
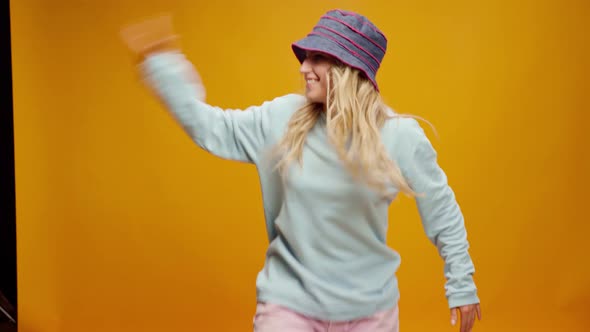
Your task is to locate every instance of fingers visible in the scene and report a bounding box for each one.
[459,307,468,332]
[452,304,481,332]
[451,308,457,326]
[460,306,476,332]
[470,308,477,332]
[120,14,178,56]
[122,14,173,38]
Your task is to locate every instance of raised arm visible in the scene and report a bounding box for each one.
[121,15,286,163]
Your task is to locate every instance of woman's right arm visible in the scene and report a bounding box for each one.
[140,51,284,163]
[121,15,288,164]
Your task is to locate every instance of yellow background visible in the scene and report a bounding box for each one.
[10,0,589,331]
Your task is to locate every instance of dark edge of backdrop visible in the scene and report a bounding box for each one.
[0,0,18,327]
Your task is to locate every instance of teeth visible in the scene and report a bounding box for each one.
[307,79,318,83]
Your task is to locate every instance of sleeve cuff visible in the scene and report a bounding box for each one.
[140,51,183,73]
[448,292,480,308]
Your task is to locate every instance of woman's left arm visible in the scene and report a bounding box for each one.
[395,119,481,331]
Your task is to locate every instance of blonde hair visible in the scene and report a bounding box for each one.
[273,64,422,199]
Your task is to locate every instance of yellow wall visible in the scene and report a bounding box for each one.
[10,0,589,331]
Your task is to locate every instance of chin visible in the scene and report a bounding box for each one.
[305,94,325,104]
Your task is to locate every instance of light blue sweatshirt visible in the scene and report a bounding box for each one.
[140,52,479,321]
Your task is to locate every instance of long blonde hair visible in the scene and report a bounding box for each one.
[273,64,419,199]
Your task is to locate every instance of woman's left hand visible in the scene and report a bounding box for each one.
[450,303,481,332]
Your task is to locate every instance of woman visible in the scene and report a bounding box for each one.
[121,9,481,332]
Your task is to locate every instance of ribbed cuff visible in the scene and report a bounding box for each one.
[448,292,480,308]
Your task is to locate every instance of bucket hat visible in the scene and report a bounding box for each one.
[292,9,387,91]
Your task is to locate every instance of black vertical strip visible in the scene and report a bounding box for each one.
[0,0,17,318]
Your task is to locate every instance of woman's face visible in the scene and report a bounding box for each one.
[300,51,334,104]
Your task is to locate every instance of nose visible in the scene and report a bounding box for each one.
[300,58,311,74]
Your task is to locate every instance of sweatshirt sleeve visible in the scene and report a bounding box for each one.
[139,51,288,164]
[396,119,480,308]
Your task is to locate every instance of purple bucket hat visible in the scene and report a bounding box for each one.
[292,9,387,91]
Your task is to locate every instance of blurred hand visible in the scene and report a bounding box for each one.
[120,14,180,59]
[120,14,207,101]
[450,303,481,332]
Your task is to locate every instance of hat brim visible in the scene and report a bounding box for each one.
[292,35,379,91]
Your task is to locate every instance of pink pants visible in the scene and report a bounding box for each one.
[253,302,400,332]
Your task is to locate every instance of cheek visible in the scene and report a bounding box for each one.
[320,69,330,90]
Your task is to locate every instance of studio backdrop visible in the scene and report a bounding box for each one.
[10,0,589,331]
